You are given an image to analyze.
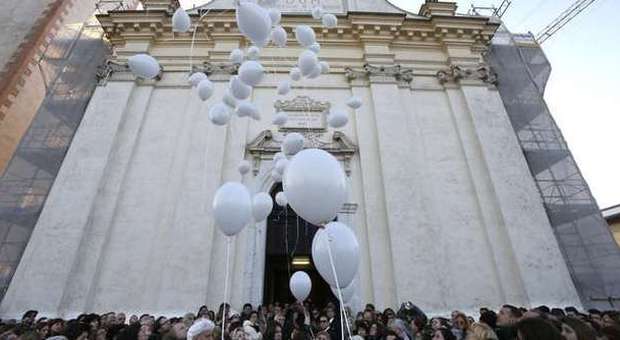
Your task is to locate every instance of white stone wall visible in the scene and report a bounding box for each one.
[0,32,582,318]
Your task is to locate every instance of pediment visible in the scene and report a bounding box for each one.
[246,129,357,175]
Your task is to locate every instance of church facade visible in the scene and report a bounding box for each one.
[0,0,585,317]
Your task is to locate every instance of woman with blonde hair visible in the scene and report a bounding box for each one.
[465,323,498,340]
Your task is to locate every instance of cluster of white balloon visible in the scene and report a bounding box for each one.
[126,1,363,337]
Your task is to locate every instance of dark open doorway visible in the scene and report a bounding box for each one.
[263,184,334,306]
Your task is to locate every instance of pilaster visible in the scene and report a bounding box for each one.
[458,84,582,307]
[0,81,136,318]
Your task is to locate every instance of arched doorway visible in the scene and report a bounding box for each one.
[263,183,334,306]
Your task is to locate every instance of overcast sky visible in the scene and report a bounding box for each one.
[181,0,619,209]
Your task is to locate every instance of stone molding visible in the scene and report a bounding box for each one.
[246,129,357,176]
[97,10,499,53]
[436,64,497,85]
[344,64,414,84]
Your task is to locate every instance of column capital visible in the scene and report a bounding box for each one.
[345,64,414,85]
[436,64,497,86]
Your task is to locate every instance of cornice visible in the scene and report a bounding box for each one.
[97,9,499,53]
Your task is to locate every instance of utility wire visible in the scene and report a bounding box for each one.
[536,0,598,44]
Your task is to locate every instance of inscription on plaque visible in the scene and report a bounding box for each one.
[281,111,326,130]
[274,95,330,132]
[279,0,345,14]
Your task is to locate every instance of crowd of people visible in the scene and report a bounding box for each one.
[2,301,620,340]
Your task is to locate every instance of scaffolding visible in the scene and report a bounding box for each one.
[487,29,620,309]
[468,0,512,18]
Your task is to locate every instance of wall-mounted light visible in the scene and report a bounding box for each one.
[292,256,311,267]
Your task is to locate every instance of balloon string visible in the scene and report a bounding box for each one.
[190,9,211,72]
[340,296,352,340]
[285,204,291,278]
[222,238,231,340]
[303,304,315,339]
[326,234,348,340]
[291,215,299,258]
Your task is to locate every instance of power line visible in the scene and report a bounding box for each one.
[536,0,598,44]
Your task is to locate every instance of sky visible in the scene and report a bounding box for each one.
[181,0,619,209]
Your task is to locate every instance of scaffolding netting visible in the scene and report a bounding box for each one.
[487,28,620,309]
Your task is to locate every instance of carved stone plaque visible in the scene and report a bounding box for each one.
[279,0,345,14]
[274,96,330,132]
[281,111,325,130]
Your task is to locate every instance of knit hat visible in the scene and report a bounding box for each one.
[187,319,215,340]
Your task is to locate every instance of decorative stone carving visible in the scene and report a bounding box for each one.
[192,61,239,76]
[274,95,331,113]
[345,63,414,83]
[96,59,163,85]
[246,130,357,175]
[436,64,497,85]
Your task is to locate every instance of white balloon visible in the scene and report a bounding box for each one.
[331,284,354,304]
[213,182,252,236]
[322,13,338,28]
[283,149,346,225]
[298,50,318,77]
[277,79,291,95]
[290,271,312,301]
[189,72,207,87]
[308,42,320,54]
[272,112,288,126]
[273,151,286,163]
[197,78,214,101]
[306,64,322,79]
[229,76,252,100]
[209,103,231,125]
[312,222,360,288]
[172,7,191,33]
[235,101,259,118]
[272,170,282,183]
[346,96,363,109]
[238,160,252,175]
[249,106,261,120]
[223,91,238,108]
[275,158,288,174]
[239,60,264,86]
[271,26,287,47]
[319,61,330,74]
[252,192,273,222]
[327,110,348,128]
[246,46,261,60]
[128,54,160,79]
[236,2,272,46]
[268,8,281,25]
[289,67,302,81]
[295,25,316,47]
[282,132,304,156]
[230,48,244,64]
[311,6,324,20]
[275,191,288,206]
[254,37,270,48]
